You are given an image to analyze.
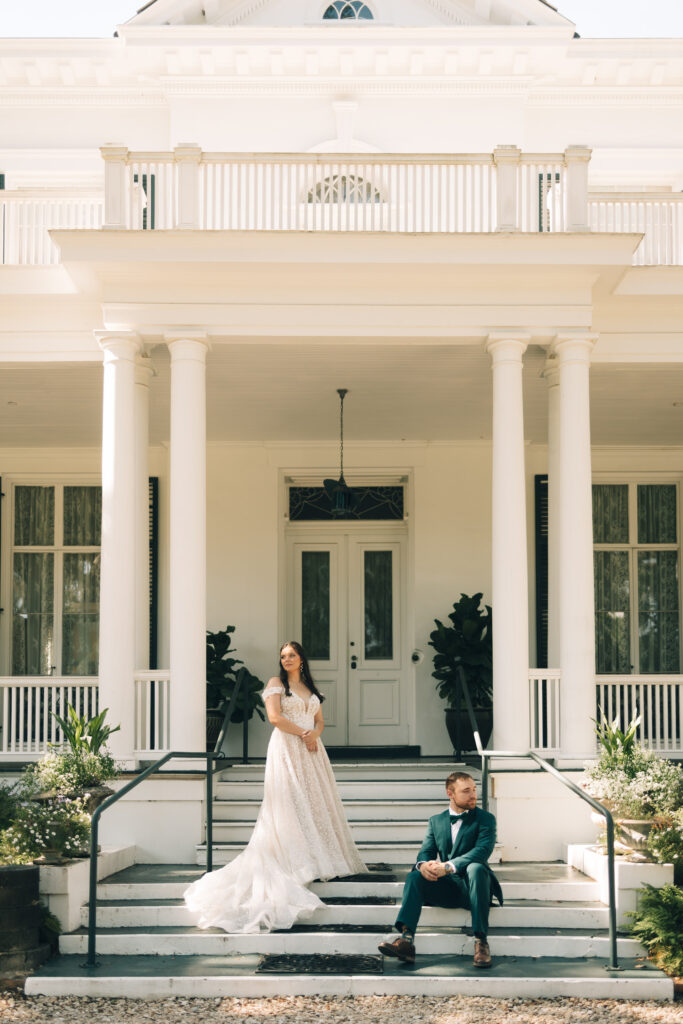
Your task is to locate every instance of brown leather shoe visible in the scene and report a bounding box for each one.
[473,938,492,968]
[378,935,416,963]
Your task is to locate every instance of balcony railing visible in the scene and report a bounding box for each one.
[0,677,99,759]
[596,675,683,754]
[2,146,681,266]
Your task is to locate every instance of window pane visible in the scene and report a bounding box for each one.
[64,486,102,546]
[638,485,677,544]
[14,486,54,546]
[62,553,100,676]
[592,484,628,544]
[594,551,630,673]
[364,550,393,660]
[12,553,54,675]
[638,550,680,672]
[301,552,330,660]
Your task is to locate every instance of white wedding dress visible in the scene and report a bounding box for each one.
[184,684,367,933]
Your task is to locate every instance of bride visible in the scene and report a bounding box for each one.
[184,641,366,932]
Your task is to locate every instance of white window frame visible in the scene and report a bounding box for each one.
[593,474,682,675]
[0,474,101,677]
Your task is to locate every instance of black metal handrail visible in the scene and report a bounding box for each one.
[212,670,250,765]
[83,749,222,969]
[456,667,621,972]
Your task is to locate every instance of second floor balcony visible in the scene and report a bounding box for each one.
[1,144,682,268]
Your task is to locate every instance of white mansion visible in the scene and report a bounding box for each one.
[1,0,682,862]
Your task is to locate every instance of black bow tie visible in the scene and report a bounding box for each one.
[450,812,467,823]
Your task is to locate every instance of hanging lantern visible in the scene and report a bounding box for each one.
[323,389,355,517]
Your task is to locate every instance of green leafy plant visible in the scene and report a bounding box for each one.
[0,790,91,863]
[0,782,21,832]
[594,708,641,765]
[207,626,265,724]
[31,749,117,795]
[52,704,120,755]
[647,811,683,884]
[428,593,492,708]
[583,746,683,819]
[629,884,683,978]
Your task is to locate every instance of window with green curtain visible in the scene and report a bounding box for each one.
[638,484,677,543]
[638,550,680,672]
[594,550,631,673]
[12,552,55,675]
[592,484,628,544]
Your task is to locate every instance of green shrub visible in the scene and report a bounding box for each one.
[647,810,683,885]
[0,781,21,831]
[53,704,120,755]
[630,884,683,977]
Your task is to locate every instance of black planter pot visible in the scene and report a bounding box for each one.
[0,865,51,978]
[445,707,493,757]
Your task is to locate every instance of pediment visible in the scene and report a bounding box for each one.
[126,0,574,30]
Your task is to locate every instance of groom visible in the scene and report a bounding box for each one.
[378,771,503,968]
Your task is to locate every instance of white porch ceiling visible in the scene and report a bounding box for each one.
[1,345,683,448]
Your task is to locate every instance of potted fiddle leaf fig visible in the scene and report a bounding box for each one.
[206,626,265,748]
[428,592,493,755]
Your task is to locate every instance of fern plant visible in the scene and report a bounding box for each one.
[629,884,683,977]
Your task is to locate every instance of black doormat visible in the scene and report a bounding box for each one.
[326,746,420,760]
[323,896,396,905]
[257,954,383,975]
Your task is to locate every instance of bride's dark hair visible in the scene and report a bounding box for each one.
[279,641,324,702]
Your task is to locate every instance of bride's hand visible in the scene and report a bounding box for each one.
[301,731,318,752]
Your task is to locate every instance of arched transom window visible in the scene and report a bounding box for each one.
[308,173,382,204]
[323,1,374,20]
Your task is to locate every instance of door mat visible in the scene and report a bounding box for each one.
[323,896,396,905]
[257,954,384,975]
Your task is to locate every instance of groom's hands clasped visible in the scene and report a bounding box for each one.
[419,860,449,881]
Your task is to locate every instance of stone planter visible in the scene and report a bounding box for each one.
[0,865,51,978]
[616,819,654,853]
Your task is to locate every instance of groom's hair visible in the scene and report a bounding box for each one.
[446,772,474,789]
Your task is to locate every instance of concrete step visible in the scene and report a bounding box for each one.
[210,819,440,843]
[196,841,503,866]
[213,798,450,822]
[58,926,644,960]
[219,762,471,782]
[95,862,599,903]
[25,953,673,1001]
[81,898,610,931]
[215,780,456,801]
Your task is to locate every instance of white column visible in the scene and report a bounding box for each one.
[174,144,202,230]
[544,359,561,667]
[96,331,141,765]
[553,333,598,761]
[564,146,592,233]
[486,334,530,751]
[493,146,521,232]
[135,354,153,671]
[167,334,208,753]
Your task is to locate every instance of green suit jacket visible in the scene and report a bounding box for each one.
[415,806,503,905]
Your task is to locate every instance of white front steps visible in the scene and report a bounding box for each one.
[23,760,674,1000]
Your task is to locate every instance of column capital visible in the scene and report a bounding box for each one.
[166,333,210,363]
[95,331,142,360]
[485,333,530,362]
[564,145,592,165]
[493,145,522,165]
[551,333,598,363]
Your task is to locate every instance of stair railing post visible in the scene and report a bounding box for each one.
[206,752,213,873]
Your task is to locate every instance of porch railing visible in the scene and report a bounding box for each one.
[595,675,683,754]
[588,193,683,266]
[0,677,99,759]
[102,143,588,235]
[529,669,562,754]
[0,191,104,265]
[134,671,171,756]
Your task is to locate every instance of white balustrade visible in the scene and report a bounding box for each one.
[0,678,98,759]
[529,669,562,753]
[589,194,683,265]
[134,671,171,755]
[595,675,683,754]
[0,192,104,265]
[518,156,566,233]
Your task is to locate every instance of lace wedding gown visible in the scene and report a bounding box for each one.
[184,684,366,933]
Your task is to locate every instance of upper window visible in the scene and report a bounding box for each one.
[323,2,374,20]
[307,174,382,205]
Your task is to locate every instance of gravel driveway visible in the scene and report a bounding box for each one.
[2,995,682,1024]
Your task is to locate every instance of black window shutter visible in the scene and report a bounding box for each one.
[535,474,549,668]
[149,477,159,669]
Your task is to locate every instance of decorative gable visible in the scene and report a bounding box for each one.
[126,0,574,29]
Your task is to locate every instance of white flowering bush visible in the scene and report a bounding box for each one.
[31,749,117,796]
[0,790,91,864]
[583,747,683,819]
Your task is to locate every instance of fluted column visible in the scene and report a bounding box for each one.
[135,354,153,671]
[553,333,598,761]
[485,334,530,751]
[544,359,561,667]
[96,331,141,764]
[167,334,208,753]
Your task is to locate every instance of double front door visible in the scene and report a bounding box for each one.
[286,526,409,747]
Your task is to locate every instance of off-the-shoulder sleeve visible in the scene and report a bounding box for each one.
[262,685,285,699]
